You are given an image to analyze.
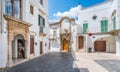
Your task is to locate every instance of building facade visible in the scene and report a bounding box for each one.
[77,0,120,55]
[0,0,49,68]
[49,17,80,52]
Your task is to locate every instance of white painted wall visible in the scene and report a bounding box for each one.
[23,0,49,57]
[0,0,49,68]
[0,0,8,68]
[78,0,120,54]
[78,1,111,33]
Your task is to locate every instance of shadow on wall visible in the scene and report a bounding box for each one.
[94,60,120,72]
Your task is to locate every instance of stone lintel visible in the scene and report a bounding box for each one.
[4,15,32,27]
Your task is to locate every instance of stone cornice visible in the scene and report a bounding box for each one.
[4,15,32,27]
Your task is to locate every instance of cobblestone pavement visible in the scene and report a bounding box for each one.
[74,52,120,72]
[2,52,80,72]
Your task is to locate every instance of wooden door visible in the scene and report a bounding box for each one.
[40,42,43,54]
[78,36,84,49]
[63,39,69,51]
[30,37,34,54]
[94,41,106,52]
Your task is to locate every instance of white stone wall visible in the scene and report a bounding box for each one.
[0,0,8,68]
[23,0,49,57]
[49,28,61,52]
[78,1,111,33]
[78,0,120,54]
[0,0,49,68]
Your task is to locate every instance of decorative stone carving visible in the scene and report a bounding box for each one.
[4,15,31,67]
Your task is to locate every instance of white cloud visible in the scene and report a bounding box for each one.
[53,6,79,18]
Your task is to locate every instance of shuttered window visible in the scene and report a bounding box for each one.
[43,19,45,27]
[38,15,41,26]
[83,23,88,34]
[5,0,22,19]
[40,26,43,33]
[38,15,45,33]
[112,16,116,30]
[101,20,108,32]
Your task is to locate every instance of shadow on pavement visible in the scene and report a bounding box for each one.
[1,52,89,72]
[94,60,120,72]
[74,68,89,72]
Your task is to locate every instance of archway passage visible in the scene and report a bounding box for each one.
[63,39,69,52]
[94,41,106,52]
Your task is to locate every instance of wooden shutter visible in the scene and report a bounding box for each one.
[101,21,103,32]
[101,20,108,32]
[38,15,40,25]
[83,23,88,34]
[113,16,116,30]
[105,20,108,32]
[40,26,43,33]
[43,18,45,27]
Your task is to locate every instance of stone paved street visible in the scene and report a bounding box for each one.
[74,52,120,72]
[2,52,80,72]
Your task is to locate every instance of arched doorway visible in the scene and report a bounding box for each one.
[63,39,69,51]
[12,34,25,59]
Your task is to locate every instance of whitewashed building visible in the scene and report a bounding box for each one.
[49,17,81,52]
[0,0,49,68]
[77,0,120,56]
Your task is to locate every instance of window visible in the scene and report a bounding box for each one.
[40,26,43,33]
[38,15,45,33]
[101,20,108,32]
[30,5,34,15]
[40,0,43,5]
[5,0,22,19]
[83,23,88,34]
[53,31,56,37]
[112,16,116,30]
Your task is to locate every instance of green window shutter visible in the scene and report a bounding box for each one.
[40,26,43,33]
[38,15,40,25]
[113,16,116,30]
[83,24,85,33]
[83,23,88,34]
[101,20,108,32]
[105,20,108,32]
[85,23,88,33]
[43,18,45,27]
[103,20,105,32]
[83,24,84,33]
[101,21,103,32]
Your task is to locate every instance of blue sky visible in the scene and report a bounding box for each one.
[48,0,105,20]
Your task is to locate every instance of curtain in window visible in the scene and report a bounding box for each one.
[5,0,12,16]
[14,0,20,19]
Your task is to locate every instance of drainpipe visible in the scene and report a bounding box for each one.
[1,0,2,33]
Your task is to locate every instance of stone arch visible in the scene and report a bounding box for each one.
[59,17,75,52]
[12,34,26,59]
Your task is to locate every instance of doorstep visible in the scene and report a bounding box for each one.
[12,58,29,67]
